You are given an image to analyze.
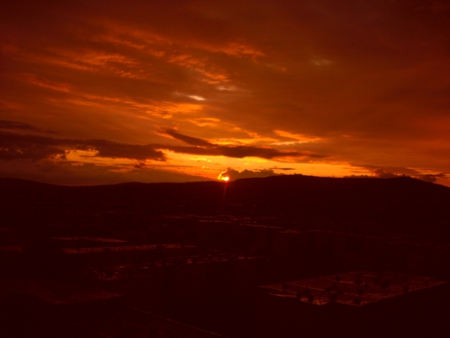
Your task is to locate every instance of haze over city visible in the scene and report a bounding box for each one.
[1,0,450,186]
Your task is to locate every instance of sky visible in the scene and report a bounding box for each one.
[1,0,449,186]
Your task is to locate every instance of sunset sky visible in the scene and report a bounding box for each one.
[1,0,449,186]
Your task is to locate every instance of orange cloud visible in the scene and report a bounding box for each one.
[2,0,450,186]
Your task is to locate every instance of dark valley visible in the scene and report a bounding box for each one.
[1,175,450,337]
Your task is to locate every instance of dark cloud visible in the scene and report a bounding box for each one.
[349,166,448,185]
[0,131,67,161]
[217,145,305,159]
[372,168,406,179]
[134,162,146,169]
[0,129,322,164]
[0,160,206,186]
[160,144,313,159]
[0,131,165,162]
[352,164,423,177]
[76,139,165,161]
[165,129,212,146]
[0,120,40,132]
[163,130,324,160]
[0,120,56,134]
[416,173,446,183]
[218,168,282,181]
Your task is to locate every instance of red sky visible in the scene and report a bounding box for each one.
[1,0,449,186]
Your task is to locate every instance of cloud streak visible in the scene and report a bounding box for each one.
[0,127,323,164]
[163,129,324,160]
[0,131,165,162]
[347,165,448,185]
[0,120,56,134]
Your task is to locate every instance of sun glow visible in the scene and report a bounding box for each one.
[217,171,230,182]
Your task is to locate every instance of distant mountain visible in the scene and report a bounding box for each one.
[225,175,450,230]
[1,175,449,236]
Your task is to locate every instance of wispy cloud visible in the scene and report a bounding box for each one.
[162,129,324,160]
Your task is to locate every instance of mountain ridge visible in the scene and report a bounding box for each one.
[1,175,449,237]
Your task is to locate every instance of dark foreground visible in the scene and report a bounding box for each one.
[1,176,450,337]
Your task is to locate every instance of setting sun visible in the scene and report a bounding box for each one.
[218,176,229,182]
[217,171,230,182]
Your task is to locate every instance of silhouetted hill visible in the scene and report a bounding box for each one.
[226,176,450,231]
[1,176,450,237]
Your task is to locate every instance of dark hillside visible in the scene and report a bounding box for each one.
[224,176,450,233]
[1,176,449,237]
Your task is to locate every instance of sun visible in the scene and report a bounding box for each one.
[217,170,231,182]
[217,172,230,182]
[218,175,229,182]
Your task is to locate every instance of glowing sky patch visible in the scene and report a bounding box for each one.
[274,130,322,144]
[1,0,449,186]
